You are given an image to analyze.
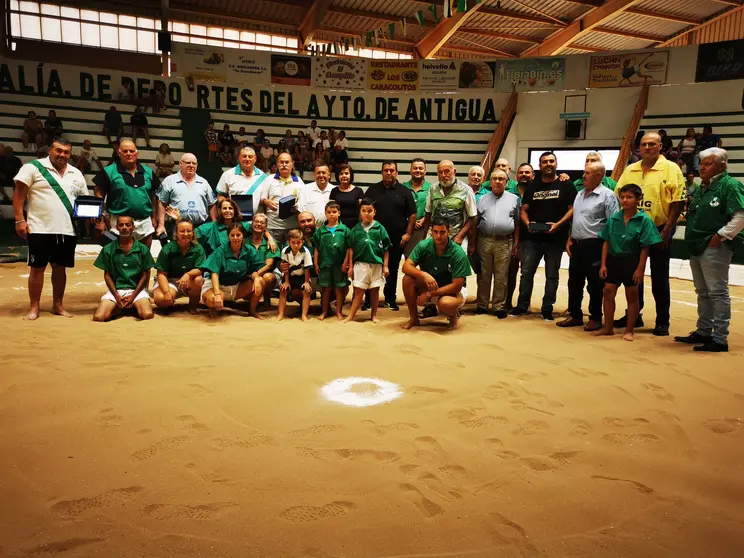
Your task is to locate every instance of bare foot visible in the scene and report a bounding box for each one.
[448,313,460,331]
[277,315,284,322]
[317,313,327,321]
[301,316,309,322]
[402,319,420,330]
[592,327,614,337]
[208,308,218,318]
[249,311,264,320]
[52,306,74,318]
[371,317,382,324]
[336,312,344,321]
[25,306,41,320]
[623,331,634,342]
[342,316,353,324]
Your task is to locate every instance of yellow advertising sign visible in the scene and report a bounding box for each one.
[367,60,419,92]
[588,51,669,88]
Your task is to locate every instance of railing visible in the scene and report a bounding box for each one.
[611,82,649,181]
[481,90,518,175]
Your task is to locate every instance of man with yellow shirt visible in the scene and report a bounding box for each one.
[614,132,685,336]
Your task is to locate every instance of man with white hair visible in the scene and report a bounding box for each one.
[468,165,490,203]
[422,160,477,248]
[215,146,267,217]
[259,152,305,245]
[674,148,744,352]
[156,153,216,235]
[614,132,685,336]
[573,152,617,192]
[558,160,619,331]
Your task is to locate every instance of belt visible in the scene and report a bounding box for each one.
[571,237,602,243]
[482,234,512,241]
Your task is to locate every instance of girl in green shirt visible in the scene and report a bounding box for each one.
[153,219,206,314]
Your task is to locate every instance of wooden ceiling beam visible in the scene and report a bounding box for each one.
[569,44,608,52]
[458,27,541,44]
[521,0,644,57]
[625,8,700,25]
[657,4,744,47]
[414,1,484,59]
[557,0,604,5]
[441,44,515,57]
[299,0,333,47]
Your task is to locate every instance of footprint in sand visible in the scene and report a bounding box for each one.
[364,420,421,436]
[702,418,742,434]
[571,367,609,378]
[23,538,105,555]
[144,502,238,521]
[591,475,655,494]
[603,417,651,428]
[95,408,123,427]
[184,383,212,399]
[279,501,356,523]
[51,486,144,518]
[132,436,189,461]
[448,408,507,428]
[289,424,346,437]
[488,512,540,557]
[569,418,592,437]
[176,415,210,432]
[295,447,400,462]
[603,433,661,444]
[210,436,274,450]
[399,483,444,517]
[438,464,467,478]
[512,420,550,436]
[642,383,675,402]
[394,344,424,356]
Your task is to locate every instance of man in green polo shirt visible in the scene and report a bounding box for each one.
[93,215,155,321]
[93,139,160,248]
[573,152,617,192]
[675,148,744,352]
[481,158,518,192]
[402,218,471,331]
[403,158,432,259]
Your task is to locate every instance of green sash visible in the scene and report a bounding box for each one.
[30,160,73,216]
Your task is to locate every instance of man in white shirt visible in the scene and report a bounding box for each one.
[258,152,305,245]
[313,130,332,151]
[215,146,267,217]
[13,138,89,320]
[298,163,335,225]
[305,120,322,143]
[335,131,349,151]
[73,140,103,173]
[157,153,216,236]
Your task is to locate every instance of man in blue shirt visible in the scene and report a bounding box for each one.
[157,153,216,236]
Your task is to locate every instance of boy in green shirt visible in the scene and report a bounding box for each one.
[595,184,662,341]
[313,201,352,321]
[93,215,155,322]
[343,198,392,323]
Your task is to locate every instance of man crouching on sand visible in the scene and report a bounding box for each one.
[402,218,471,330]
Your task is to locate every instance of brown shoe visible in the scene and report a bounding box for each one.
[584,320,602,332]
[557,317,583,328]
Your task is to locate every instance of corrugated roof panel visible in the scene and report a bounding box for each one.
[602,12,688,38]
[573,31,651,52]
[633,0,726,21]
[455,32,530,54]
[486,0,590,23]
[331,0,422,18]
[466,11,557,39]
[695,8,744,43]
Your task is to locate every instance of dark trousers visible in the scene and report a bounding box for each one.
[567,238,604,322]
[384,241,404,303]
[506,255,519,309]
[638,225,673,327]
[517,240,563,313]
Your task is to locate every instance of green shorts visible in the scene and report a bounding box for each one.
[318,265,349,288]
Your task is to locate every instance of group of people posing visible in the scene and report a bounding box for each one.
[11,132,744,350]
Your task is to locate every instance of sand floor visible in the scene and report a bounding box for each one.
[1,256,743,557]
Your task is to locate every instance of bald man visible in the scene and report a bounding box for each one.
[93,139,160,248]
[157,153,216,234]
[482,158,518,192]
[614,131,685,336]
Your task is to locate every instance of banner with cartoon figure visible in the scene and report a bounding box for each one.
[493,58,565,92]
[367,60,419,92]
[588,51,669,88]
[171,42,270,82]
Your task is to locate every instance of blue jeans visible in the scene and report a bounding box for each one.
[690,244,733,344]
[517,240,563,313]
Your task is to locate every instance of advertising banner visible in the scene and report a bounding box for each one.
[420,60,459,91]
[367,60,419,92]
[458,61,496,89]
[312,57,368,89]
[170,42,270,82]
[493,58,565,92]
[695,40,744,83]
[270,54,312,86]
[588,51,668,88]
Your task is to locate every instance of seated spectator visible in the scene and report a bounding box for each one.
[335,131,349,151]
[291,144,304,174]
[305,120,321,143]
[330,143,349,175]
[219,144,233,165]
[103,106,123,143]
[677,128,698,174]
[314,142,329,167]
[219,124,235,154]
[699,125,723,150]
[145,87,164,114]
[658,129,673,156]
[277,139,289,155]
[328,127,338,145]
[314,130,332,151]
[155,143,176,178]
[283,129,296,152]
[204,120,218,162]
[44,110,64,145]
[22,111,44,150]
[118,78,136,102]
[259,139,276,172]
[253,128,267,150]
[0,146,23,200]
[234,126,248,145]
[73,140,103,173]
[130,106,151,148]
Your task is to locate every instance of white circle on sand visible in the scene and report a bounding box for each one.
[321,377,403,407]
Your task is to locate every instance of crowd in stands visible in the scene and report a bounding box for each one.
[205,119,349,176]
[631,126,723,176]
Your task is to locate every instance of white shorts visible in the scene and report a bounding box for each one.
[152,280,185,299]
[201,278,240,301]
[352,262,385,290]
[110,215,155,240]
[430,286,467,309]
[101,289,151,304]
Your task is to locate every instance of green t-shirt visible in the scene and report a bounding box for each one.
[249,235,281,264]
[483,178,518,191]
[409,237,471,287]
[598,210,662,257]
[155,241,206,279]
[100,163,156,220]
[685,172,744,256]
[196,221,228,256]
[94,239,155,290]
[403,179,432,220]
[574,175,617,193]
[506,182,525,203]
[349,221,392,264]
[312,223,351,268]
[201,244,265,286]
[474,186,491,204]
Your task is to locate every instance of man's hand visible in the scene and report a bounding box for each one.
[416,291,432,307]
[547,222,559,234]
[155,225,167,237]
[151,216,158,229]
[120,294,133,308]
[559,173,570,182]
[314,265,320,276]
[302,281,312,293]
[599,266,608,279]
[399,233,411,248]
[632,268,644,285]
[280,261,289,273]
[268,238,277,252]
[263,198,278,211]
[382,265,389,278]
[511,242,519,258]
[162,291,174,305]
[165,205,180,221]
[347,265,354,280]
[95,219,106,233]
[467,241,476,256]
[281,282,290,293]
[341,261,350,273]
[566,238,573,257]
[253,276,264,296]
[708,234,724,249]
[15,220,29,239]
[414,218,424,230]
[660,228,672,247]
[114,293,126,308]
[213,292,224,310]
[422,272,438,292]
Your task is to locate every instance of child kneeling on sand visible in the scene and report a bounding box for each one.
[93,215,155,321]
[313,201,351,321]
[595,184,662,341]
[278,229,314,321]
[344,198,391,323]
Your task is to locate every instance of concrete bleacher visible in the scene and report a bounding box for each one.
[640,110,744,179]
[0,93,184,204]
[208,111,494,187]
